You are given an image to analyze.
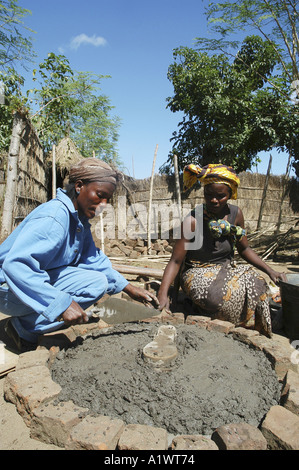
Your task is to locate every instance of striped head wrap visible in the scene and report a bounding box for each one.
[183,163,240,200]
[69,158,122,186]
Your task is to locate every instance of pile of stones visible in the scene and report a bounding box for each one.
[104,238,173,258]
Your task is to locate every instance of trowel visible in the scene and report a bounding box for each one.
[89,297,162,324]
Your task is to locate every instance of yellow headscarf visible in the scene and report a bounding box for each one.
[183,163,240,200]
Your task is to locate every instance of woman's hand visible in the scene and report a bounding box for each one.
[268,269,287,286]
[123,283,159,308]
[61,300,89,325]
[157,291,171,313]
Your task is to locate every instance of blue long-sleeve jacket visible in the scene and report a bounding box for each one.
[0,188,128,322]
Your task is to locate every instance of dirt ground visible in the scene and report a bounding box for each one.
[0,259,297,451]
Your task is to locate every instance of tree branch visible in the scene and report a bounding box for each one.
[218,46,291,100]
[29,78,99,120]
[262,0,298,78]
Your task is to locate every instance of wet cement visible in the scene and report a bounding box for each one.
[51,323,281,436]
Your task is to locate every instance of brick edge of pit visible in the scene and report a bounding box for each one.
[3,312,299,451]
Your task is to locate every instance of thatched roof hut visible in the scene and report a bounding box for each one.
[47,137,85,197]
[49,137,84,180]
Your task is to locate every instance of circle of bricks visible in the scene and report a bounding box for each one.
[3,312,299,450]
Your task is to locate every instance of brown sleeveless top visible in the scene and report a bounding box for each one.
[185,203,238,265]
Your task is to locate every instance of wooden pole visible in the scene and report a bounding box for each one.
[1,112,26,240]
[112,263,164,279]
[99,212,105,253]
[147,144,158,254]
[275,150,292,235]
[93,150,105,252]
[173,154,182,223]
[256,153,272,230]
[52,144,56,199]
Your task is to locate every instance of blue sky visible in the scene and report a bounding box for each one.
[18,0,291,179]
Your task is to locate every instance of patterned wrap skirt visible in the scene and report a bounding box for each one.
[181,259,272,337]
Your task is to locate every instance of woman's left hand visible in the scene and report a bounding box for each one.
[123,283,159,307]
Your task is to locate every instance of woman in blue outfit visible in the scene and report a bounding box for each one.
[0,158,158,351]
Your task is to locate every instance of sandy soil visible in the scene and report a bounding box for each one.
[0,260,297,450]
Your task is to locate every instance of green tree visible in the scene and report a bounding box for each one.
[202,0,299,174]
[0,1,121,167]
[1,52,121,167]
[163,0,299,175]
[0,0,34,72]
[0,0,34,149]
[0,69,26,149]
[69,74,121,166]
[206,0,298,84]
[29,52,75,148]
[30,55,121,165]
[164,35,291,173]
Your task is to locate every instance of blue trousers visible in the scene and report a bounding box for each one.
[0,265,110,343]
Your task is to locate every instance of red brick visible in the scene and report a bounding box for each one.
[186,315,211,328]
[66,415,125,450]
[3,366,61,426]
[282,370,299,416]
[16,349,50,371]
[172,434,218,450]
[30,400,89,447]
[211,422,267,450]
[207,319,235,334]
[231,327,260,345]
[263,342,297,381]
[261,405,299,450]
[118,424,168,450]
[38,328,77,350]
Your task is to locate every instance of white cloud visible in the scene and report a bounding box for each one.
[70,33,107,50]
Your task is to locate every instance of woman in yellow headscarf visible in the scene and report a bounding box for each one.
[182,163,240,198]
[158,163,286,337]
